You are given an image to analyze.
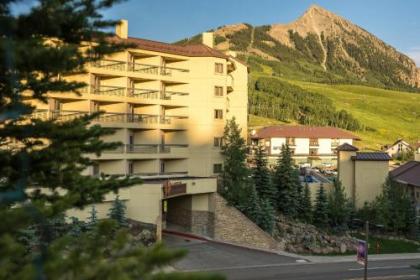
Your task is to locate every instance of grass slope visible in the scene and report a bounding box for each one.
[290,82,420,150]
[249,73,420,150]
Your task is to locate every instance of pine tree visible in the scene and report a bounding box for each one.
[87,205,98,229]
[328,178,351,231]
[108,195,128,228]
[313,184,329,228]
[252,145,277,207]
[273,144,299,217]
[68,217,84,237]
[258,197,276,233]
[0,1,223,279]
[300,183,313,223]
[221,117,250,208]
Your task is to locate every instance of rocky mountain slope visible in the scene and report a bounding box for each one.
[178,5,420,90]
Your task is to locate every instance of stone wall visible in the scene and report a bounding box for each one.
[213,193,281,250]
[191,210,214,236]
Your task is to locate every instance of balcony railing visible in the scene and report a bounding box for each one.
[30,110,187,125]
[132,171,188,177]
[91,59,189,76]
[97,113,159,124]
[160,66,189,76]
[129,62,159,75]
[91,59,126,71]
[160,90,189,100]
[128,88,159,99]
[101,144,189,154]
[126,144,158,154]
[92,85,125,97]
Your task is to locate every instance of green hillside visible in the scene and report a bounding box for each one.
[249,75,420,150]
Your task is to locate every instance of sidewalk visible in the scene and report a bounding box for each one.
[163,229,420,264]
[305,253,420,263]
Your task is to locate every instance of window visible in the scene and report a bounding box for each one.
[214,109,223,119]
[214,137,223,147]
[309,148,318,156]
[215,63,224,74]
[332,138,340,147]
[92,163,100,177]
[128,161,134,175]
[309,138,319,146]
[214,86,224,97]
[213,163,223,174]
[286,137,295,146]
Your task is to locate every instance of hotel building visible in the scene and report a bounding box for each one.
[29,20,248,238]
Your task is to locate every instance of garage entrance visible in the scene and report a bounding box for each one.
[162,192,215,237]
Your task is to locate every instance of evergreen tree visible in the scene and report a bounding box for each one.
[300,183,313,223]
[0,1,223,279]
[313,184,329,228]
[273,144,299,217]
[221,117,249,208]
[258,197,276,233]
[108,195,128,228]
[252,145,277,207]
[87,205,98,229]
[68,217,84,238]
[377,178,417,234]
[328,179,351,231]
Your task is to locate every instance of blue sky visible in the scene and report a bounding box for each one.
[13,0,420,65]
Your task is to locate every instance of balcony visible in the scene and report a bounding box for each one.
[91,59,126,71]
[128,88,159,99]
[128,62,159,75]
[92,85,125,97]
[30,110,187,128]
[131,171,188,178]
[96,113,159,124]
[160,90,189,100]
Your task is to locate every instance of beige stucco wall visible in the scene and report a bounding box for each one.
[338,151,356,202]
[354,161,389,208]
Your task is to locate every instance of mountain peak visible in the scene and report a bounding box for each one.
[300,4,340,22]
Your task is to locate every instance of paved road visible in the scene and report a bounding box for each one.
[163,233,420,280]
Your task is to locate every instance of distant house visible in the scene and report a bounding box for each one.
[250,125,359,167]
[382,139,412,158]
[337,143,391,209]
[390,161,420,216]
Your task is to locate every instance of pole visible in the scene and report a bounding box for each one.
[364,220,369,280]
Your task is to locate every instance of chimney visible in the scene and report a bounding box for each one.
[202,32,214,48]
[116,19,128,39]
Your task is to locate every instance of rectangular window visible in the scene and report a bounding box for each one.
[309,138,319,146]
[309,148,318,156]
[286,137,295,146]
[214,137,223,147]
[214,86,224,97]
[92,163,100,177]
[215,63,224,74]
[128,161,134,175]
[214,109,223,119]
[213,163,223,174]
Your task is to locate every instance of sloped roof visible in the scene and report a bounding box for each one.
[390,161,420,187]
[251,125,359,140]
[337,143,359,152]
[110,36,229,59]
[351,152,391,161]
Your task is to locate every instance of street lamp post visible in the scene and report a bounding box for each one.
[364,220,369,280]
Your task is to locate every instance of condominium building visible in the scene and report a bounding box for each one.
[29,20,248,238]
[250,125,359,167]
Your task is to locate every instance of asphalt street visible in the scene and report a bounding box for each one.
[163,233,420,280]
